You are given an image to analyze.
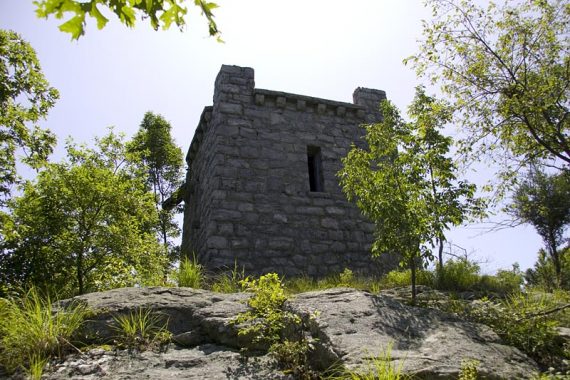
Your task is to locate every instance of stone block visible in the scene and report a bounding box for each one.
[218,102,243,115]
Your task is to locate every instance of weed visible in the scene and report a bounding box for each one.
[212,261,245,293]
[112,308,171,351]
[0,287,88,374]
[177,255,203,288]
[334,343,410,380]
[458,359,479,380]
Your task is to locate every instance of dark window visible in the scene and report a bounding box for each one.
[307,146,324,192]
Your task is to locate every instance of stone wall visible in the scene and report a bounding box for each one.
[181,65,398,277]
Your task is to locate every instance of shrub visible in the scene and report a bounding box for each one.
[436,258,480,291]
[0,287,88,375]
[458,360,479,380]
[233,273,318,377]
[112,308,171,351]
[177,256,203,288]
[380,269,434,289]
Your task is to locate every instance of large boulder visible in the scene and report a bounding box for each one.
[288,288,538,379]
[38,286,540,379]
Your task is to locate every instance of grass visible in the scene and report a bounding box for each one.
[177,255,204,288]
[112,308,171,351]
[212,261,245,293]
[333,343,410,380]
[0,287,88,375]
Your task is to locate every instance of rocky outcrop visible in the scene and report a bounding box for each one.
[39,287,540,379]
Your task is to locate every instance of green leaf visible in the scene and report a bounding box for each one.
[58,14,85,39]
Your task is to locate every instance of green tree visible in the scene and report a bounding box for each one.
[509,168,570,287]
[338,88,480,303]
[0,130,166,296]
[127,112,183,263]
[0,29,58,208]
[407,0,570,197]
[33,0,221,40]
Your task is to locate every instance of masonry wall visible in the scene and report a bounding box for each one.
[182,65,398,277]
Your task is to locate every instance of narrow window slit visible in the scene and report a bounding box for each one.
[307,146,324,192]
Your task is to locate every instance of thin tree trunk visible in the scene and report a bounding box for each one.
[77,251,84,295]
[410,255,417,306]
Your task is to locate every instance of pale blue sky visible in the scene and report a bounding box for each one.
[1,0,543,273]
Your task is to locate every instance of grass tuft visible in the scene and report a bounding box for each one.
[112,308,171,351]
[0,287,88,374]
[177,255,204,288]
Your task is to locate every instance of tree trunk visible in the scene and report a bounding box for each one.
[77,251,84,295]
[437,238,444,287]
[410,255,417,306]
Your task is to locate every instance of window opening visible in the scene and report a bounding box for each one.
[307,146,324,192]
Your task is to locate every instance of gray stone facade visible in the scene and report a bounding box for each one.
[180,65,397,277]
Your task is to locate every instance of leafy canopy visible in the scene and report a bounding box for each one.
[338,87,481,302]
[407,0,570,197]
[509,168,570,286]
[1,130,167,296]
[127,112,184,261]
[34,0,221,40]
[0,29,58,207]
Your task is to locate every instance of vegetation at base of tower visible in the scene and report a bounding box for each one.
[407,0,570,199]
[338,87,483,304]
[508,168,570,288]
[0,30,58,210]
[0,287,88,377]
[33,0,221,41]
[177,255,204,288]
[0,130,167,297]
[112,308,171,352]
[128,111,184,266]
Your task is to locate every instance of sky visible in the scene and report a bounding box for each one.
[1,0,544,273]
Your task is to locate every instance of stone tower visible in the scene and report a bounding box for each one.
[177,65,397,277]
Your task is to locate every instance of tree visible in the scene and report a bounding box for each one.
[0,29,58,208]
[509,168,570,287]
[33,0,221,40]
[0,130,166,296]
[407,0,570,197]
[338,88,480,303]
[127,111,184,263]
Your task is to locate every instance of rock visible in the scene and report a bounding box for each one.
[39,286,540,379]
[288,288,539,379]
[43,344,289,380]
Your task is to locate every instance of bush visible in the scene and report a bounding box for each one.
[448,291,567,368]
[0,288,88,375]
[436,258,480,291]
[177,256,203,288]
[380,269,434,289]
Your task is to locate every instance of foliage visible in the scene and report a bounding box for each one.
[436,258,480,292]
[233,273,318,378]
[1,130,166,297]
[234,273,300,347]
[339,87,481,303]
[407,0,570,197]
[112,308,171,351]
[177,255,204,288]
[379,269,435,289]
[211,261,245,293]
[526,248,570,291]
[34,0,221,40]
[128,111,184,265]
[334,343,410,380]
[0,287,88,375]
[457,360,479,380]
[509,169,570,287]
[0,29,58,209]
[449,291,567,367]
